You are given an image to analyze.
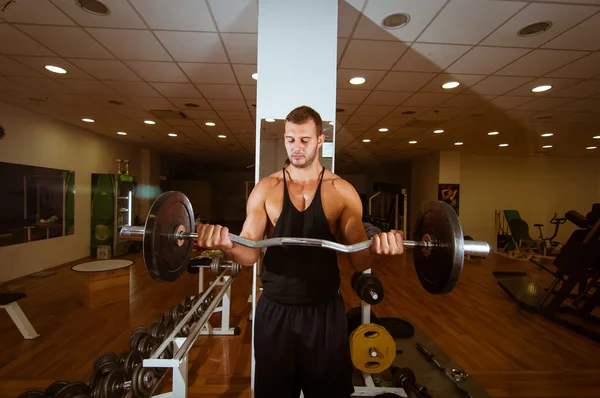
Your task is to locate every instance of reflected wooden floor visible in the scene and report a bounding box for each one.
[1,250,600,397]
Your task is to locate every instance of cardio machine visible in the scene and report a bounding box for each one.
[534,213,566,256]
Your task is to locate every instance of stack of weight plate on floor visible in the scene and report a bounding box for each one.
[17,380,90,398]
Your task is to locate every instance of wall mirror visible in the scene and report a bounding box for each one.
[258,118,335,180]
[0,162,75,247]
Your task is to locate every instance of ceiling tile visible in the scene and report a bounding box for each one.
[353,105,396,117]
[59,79,119,95]
[547,52,600,79]
[0,25,55,56]
[51,0,146,28]
[167,98,211,110]
[557,99,600,112]
[420,74,486,94]
[514,97,576,111]
[180,63,237,84]
[165,119,197,127]
[437,94,495,108]
[155,31,227,62]
[9,56,92,79]
[481,3,599,48]
[353,0,447,42]
[337,89,371,104]
[335,104,359,114]
[417,0,526,45]
[68,59,141,81]
[470,76,534,95]
[393,43,472,73]
[125,61,189,83]
[337,69,387,90]
[363,91,412,106]
[16,25,113,59]
[9,77,74,95]
[388,107,432,117]
[217,111,252,121]
[376,72,437,91]
[104,81,161,97]
[0,0,75,25]
[131,97,176,110]
[496,49,590,77]
[240,85,256,100]
[485,96,534,109]
[0,76,33,92]
[505,77,582,97]
[150,83,201,98]
[207,99,247,111]
[547,80,600,98]
[196,84,243,99]
[420,107,466,119]
[340,39,409,70]
[209,0,258,33]
[221,34,257,64]
[87,29,171,61]
[338,0,364,38]
[231,64,257,85]
[542,13,600,51]
[0,55,42,77]
[402,93,455,107]
[338,38,348,64]
[129,0,216,31]
[446,46,530,75]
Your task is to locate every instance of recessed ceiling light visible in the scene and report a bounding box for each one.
[168,133,177,137]
[454,142,464,146]
[45,65,67,74]
[381,12,410,29]
[499,143,509,147]
[265,118,275,122]
[542,145,553,149]
[252,73,258,80]
[218,135,227,139]
[75,0,111,16]
[379,128,389,132]
[593,135,600,139]
[442,81,460,89]
[532,85,552,93]
[541,133,553,137]
[586,146,597,150]
[117,131,127,136]
[362,139,371,143]
[144,120,155,125]
[488,131,499,136]
[82,118,94,123]
[518,21,552,37]
[349,77,366,85]
[205,122,216,126]
[434,129,444,134]
[409,140,417,144]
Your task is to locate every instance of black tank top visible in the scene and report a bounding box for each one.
[261,167,340,305]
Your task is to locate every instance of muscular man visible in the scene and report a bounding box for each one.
[196,105,405,397]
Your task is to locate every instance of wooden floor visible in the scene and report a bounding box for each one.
[1,249,600,398]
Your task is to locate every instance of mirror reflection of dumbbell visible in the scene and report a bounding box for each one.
[94,365,156,398]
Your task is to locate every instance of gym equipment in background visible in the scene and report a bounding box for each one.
[120,191,491,294]
[534,213,566,256]
[364,182,407,234]
[494,204,600,343]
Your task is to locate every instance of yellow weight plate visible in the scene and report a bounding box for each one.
[349,323,396,374]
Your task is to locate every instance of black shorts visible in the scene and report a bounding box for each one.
[253,292,354,398]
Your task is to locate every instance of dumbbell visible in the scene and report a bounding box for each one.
[98,366,156,398]
[391,367,433,398]
[351,271,384,305]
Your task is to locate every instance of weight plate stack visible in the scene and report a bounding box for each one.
[132,365,156,398]
[45,381,69,396]
[52,382,90,398]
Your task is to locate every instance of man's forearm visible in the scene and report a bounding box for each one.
[222,244,260,267]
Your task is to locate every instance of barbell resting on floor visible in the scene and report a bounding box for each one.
[120,191,491,294]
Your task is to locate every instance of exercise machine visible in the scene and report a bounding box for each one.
[534,213,566,256]
[365,182,407,234]
[494,205,600,343]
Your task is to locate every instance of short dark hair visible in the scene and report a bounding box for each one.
[285,106,323,135]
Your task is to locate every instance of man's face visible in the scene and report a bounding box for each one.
[284,119,324,169]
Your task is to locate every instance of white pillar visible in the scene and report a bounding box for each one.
[251,1,339,395]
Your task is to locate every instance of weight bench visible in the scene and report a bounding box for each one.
[0,292,40,340]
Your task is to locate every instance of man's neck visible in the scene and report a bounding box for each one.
[286,161,323,184]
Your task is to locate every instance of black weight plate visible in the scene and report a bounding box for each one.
[155,312,166,324]
[54,382,89,398]
[124,350,144,378]
[17,391,46,398]
[93,352,117,372]
[101,369,126,398]
[45,381,69,396]
[88,368,104,391]
[144,191,194,283]
[346,306,380,335]
[132,365,155,398]
[414,201,464,294]
[377,317,415,339]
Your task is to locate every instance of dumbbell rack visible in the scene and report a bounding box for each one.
[144,269,236,397]
[350,268,407,398]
